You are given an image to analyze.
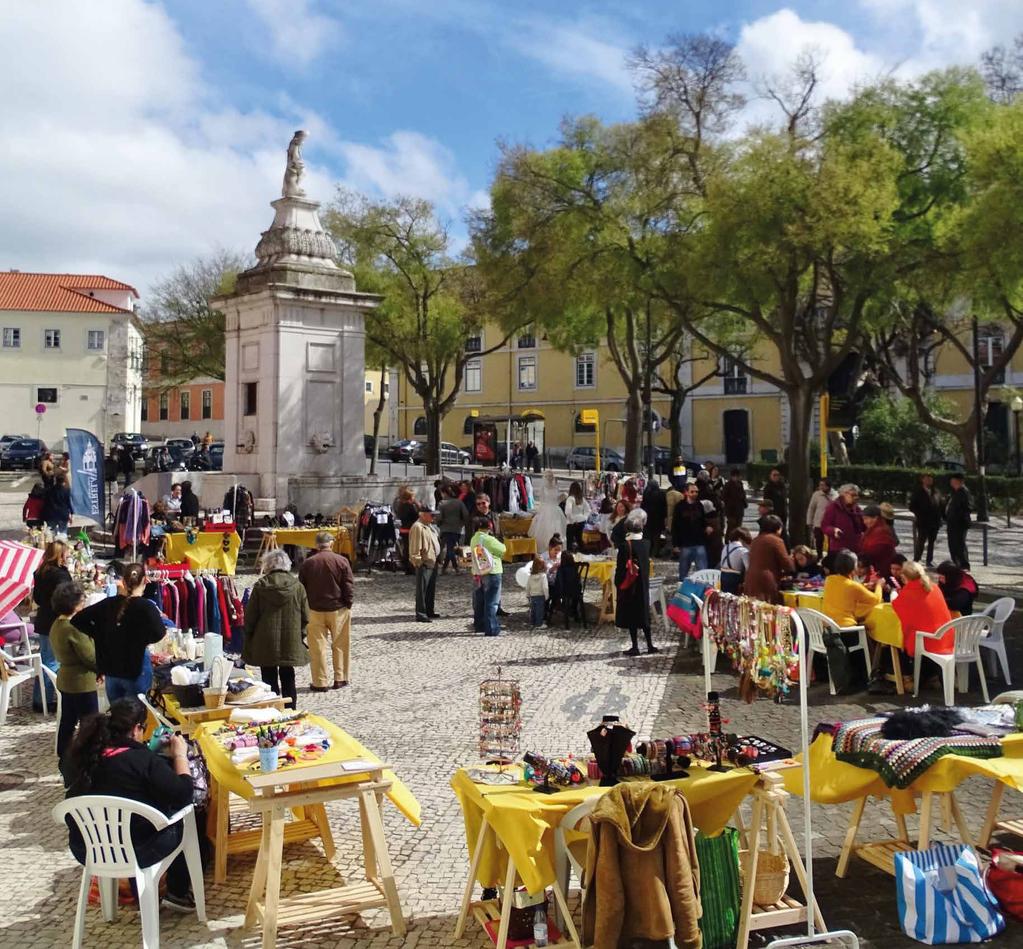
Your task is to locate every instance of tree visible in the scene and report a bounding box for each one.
[981,34,1023,104]
[139,249,247,384]
[327,191,526,475]
[366,338,390,477]
[851,391,957,465]
[652,338,720,460]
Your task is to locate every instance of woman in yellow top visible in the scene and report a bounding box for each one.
[822,549,884,627]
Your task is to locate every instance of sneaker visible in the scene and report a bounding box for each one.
[162,892,195,913]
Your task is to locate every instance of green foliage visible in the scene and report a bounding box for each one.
[851,393,959,466]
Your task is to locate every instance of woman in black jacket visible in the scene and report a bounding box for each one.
[178,480,200,521]
[61,698,197,911]
[43,472,73,535]
[31,539,72,711]
[615,509,656,656]
[72,562,166,703]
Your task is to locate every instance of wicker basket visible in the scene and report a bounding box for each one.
[739,848,790,906]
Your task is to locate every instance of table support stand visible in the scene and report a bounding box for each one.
[735,772,825,949]
[836,790,974,878]
[454,814,581,949]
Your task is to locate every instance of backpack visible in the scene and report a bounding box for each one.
[471,537,495,575]
[618,541,640,592]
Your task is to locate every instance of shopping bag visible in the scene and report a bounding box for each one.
[987,848,1023,921]
[666,579,708,639]
[696,828,741,949]
[895,843,1005,944]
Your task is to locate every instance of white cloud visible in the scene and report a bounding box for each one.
[735,9,886,129]
[0,0,474,293]
[245,0,343,68]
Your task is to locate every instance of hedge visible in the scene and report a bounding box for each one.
[744,461,1023,514]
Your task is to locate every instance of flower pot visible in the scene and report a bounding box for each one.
[258,745,280,772]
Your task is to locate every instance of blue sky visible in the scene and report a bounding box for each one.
[1,0,1021,292]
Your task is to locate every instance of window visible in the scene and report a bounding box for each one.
[575,352,595,388]
[243,382,258,416]
[2,327,20,348]
[464,358,482,393]
[465,333,482,353]
[517,328,536,349]
[463,416,476,435]
[365,380,374,393]
[159,353,169,373]
[44,329,60,349]
[517,355,537,390]
[36,387,58,404]
[413,416,427,435]
[980,333,1006,384]
[87,330,105,351]
[575,412,596,433]
[383,381,390,396]
[141,398,149,422]
[721,357,748,395]
[159,392,169,421]
[201,389,212,419]
[179,390,190,420]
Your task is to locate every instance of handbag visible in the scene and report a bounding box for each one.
[696,828,741,949]
[987,848,1023,921]
[617,541,639,592]
[896,843,1005,944]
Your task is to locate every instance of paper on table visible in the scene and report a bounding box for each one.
[340,758,377,772]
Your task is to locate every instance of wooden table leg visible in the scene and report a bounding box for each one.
[213,780,230,884]
[495,856,518,949]
[454,817,489,939]
[918,792,934,850]
[308,802,336,860]
[359,794,379,882]
[836,796,867,878]
[261,805,286,949]
[549,878,582,949]
[244,811,272,928]
[894,808,910,843]
[361,788,406,937]
[776,798,826,932]
[979,782,1006,848]
[891,647,905,694]
[948,793,975,848]
[735,793,764,949]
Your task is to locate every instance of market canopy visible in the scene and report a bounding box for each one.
[0,541,43,618]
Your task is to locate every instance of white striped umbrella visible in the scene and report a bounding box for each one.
[0,541,43,619]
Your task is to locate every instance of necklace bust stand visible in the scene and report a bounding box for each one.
[588,715,635,787]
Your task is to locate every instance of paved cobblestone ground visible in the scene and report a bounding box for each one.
[1,562,1020,948]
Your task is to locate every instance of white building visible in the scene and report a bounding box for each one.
[0,271,143,450]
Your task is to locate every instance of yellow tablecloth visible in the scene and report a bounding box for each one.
[452,766,758,894]
[579,558,615,586]
[163,531,241,575]
[502,537,537,562]
[263,527,354,560]
[195,713,421,826]
[783,732,1023,815]
[782,591,903,648]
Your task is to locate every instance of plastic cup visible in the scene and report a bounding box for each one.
[258,745,279,772]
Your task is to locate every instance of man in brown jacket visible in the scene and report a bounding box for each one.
[409,506,441,623]
[583,782,702,949]
[297,531,355,690]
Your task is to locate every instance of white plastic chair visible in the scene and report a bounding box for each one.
[797,608,872,695]
[689,568,721,588]
[42,665,60,754]
[0,611,35,656]
[0,644,45,725]
[53,795,207,949]
[648,577,669,629]
[980,597,1014,684]
[914,615,992,706]
[553,796,598,929]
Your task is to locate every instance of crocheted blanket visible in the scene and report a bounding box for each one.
[832,718,1003,789]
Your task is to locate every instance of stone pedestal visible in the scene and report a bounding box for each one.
[216,179,380,507]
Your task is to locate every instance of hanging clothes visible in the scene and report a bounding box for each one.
[113,490,151,557]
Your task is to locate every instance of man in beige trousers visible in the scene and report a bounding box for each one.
[297,531,355,691]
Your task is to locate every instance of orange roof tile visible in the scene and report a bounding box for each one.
[0,271,139,313]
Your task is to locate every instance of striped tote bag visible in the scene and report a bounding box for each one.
[896,844,1005,944]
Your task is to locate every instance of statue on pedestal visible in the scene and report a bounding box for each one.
[282,130,308,198]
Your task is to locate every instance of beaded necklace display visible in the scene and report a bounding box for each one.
[703,590,798,699]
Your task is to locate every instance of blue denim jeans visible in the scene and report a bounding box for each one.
[529,595,546,627]
[104,651,153,704]
[678,545,708,580]
[473,574,503,635]
[33,634,59,709]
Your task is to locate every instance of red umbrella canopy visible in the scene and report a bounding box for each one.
[0,541,44,619]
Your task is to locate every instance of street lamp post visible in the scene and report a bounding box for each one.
[1013,395,1023,478]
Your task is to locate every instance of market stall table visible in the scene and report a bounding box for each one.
[163,531,241,575]
[576,556,615,623]
[194,714,421,893]
[451,764,761,948]
[783,731,1023,876]
[161,691,290,736]
[256,526,354,561]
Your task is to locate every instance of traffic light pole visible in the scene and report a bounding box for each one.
[972,315,989,523]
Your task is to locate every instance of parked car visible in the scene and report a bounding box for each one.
[387,439,421,463]
[208,442,224,471]
[412,441,470,466]
[565,446,625,472]
[163,437,196,458]
[142,445,189,474]
[0,434,28,452]
[110,432,149,457]
[642,445,673,474]
[0,438,47,471]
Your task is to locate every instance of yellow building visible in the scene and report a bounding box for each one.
[394,326,674,461]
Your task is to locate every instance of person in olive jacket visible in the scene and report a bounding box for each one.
[243,548,309,709]
[49,581,97,758]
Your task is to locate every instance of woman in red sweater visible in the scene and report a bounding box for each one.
[859,503,897,578]
[891,561,953,657]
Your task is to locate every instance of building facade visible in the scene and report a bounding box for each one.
[0,272,142,449]
[140,377,225,441]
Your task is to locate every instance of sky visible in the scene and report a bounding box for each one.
[2,0,1021,296]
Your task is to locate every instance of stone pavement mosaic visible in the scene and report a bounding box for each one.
[0,563,1020,948]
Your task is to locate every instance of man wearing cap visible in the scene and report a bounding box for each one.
[409,505,441,623]
[298,531,355,690]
